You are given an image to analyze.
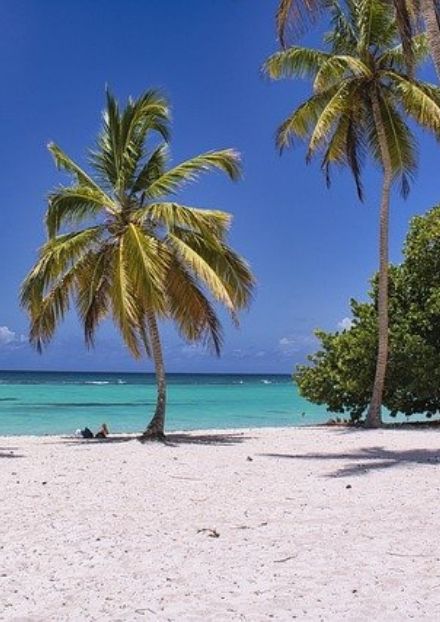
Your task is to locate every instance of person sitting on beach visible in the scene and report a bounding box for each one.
[94,423,109,439]
[76,426,93,439]
[75,423,109,439]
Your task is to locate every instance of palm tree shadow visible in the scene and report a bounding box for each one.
[260,446,440,478]
[0,448,24,459]
[56,432,250,447]
[162,432,251,447]
[56,435,136,446]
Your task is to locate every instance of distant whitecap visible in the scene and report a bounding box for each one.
[84,381,110,385]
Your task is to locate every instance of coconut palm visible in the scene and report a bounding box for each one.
[21,90,254,439]
[264,0,440,426]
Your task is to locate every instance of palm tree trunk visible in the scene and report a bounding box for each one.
[365,92,393,428]
[142,311,167,440]
[421,0,440,81]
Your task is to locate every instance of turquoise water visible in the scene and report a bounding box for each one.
[0,371,330,436]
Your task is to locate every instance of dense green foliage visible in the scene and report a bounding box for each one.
[295,206,440,421]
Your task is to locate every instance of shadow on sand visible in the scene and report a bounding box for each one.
[0,447,24,459]
[56,431,250,448]
[261,446,440,478]
[162,432,250,447]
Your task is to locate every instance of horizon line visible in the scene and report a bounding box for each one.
[0,368,292,376]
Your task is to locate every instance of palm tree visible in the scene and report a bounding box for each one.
[21,90,254,439]
[264,0,440,426]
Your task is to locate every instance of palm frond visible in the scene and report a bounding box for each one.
[322,113,367,200]
[48,143,109,198]
[23,245,101,352]
[27,270,76,352]
[379,33,429,69]
[367,92,417,196]
[134,202,231,239]
[313,55,371,93]
[276,84,340,151]
[46,186,116,237]
[21,227,103,304]
[358,0,396,51]
[74,246,113,348]
[392,0,417,75]
[263,47,329,80]
[167,233,235,311]
[131,144,168,195]
[170,229,255,312]
[108,241,144,358]
[145,149,241,199]
[307,80,358,158]
[165,257,223,355]
[122,224,168,315]
[386,72,440,135]
[112,89,170,192]
[276,0,323,47]
[324,0,359,53]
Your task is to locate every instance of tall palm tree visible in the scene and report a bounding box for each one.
[264,0,440,426]
[21,90,254,439]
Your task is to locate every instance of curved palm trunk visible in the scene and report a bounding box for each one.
[365,93,393,429]
[421,0,440,80]
[142,311,167,440]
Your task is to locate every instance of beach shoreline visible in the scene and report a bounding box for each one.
[2,425,440,620]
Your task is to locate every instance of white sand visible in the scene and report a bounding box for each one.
[1,426,440,621]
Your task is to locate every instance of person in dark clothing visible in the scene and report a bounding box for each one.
[76,423,109,439]
[94,423,109,439]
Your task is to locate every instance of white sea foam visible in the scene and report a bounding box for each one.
[84,381,110,385]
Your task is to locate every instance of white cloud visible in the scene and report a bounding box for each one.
[337,317,354,331]
[279,336,294,347]
[179,344,208,358]
[278,334,317,357]
[278,336,301,355]
[0,326,27,349]
[0,326,17,345]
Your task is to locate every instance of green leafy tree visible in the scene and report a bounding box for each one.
[21,90,254,439]
[264,0,440,427]
[296,206,440,421]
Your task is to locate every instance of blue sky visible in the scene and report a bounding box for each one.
[0,0,439,373]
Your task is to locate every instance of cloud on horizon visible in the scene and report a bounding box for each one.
[278,334,316,356]
[0,326,26,348]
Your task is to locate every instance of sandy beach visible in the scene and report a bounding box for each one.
[1,426,440,621]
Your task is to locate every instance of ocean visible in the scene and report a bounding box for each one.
[0,370,331,436]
